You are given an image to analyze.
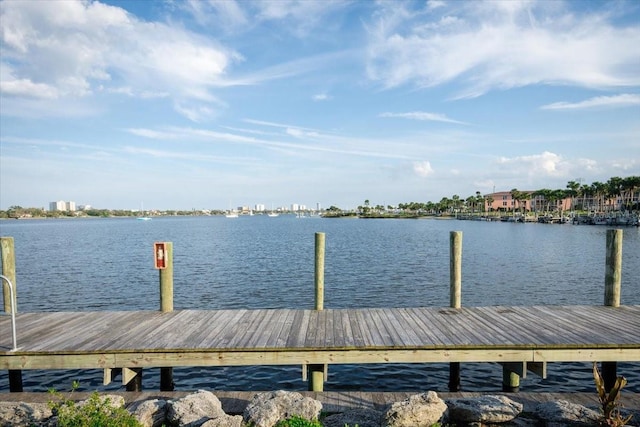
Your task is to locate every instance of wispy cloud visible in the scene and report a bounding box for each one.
[380,111,467,125]
[365,2,640,98]
[540,94,640,110]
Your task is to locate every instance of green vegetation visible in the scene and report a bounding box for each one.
[347,175,639,218]
[274,415,322,427]
[2,175,638,219]
[593,363,633,426]
[48,382,141,427]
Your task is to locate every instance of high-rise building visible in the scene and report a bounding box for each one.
[49,201,76,212]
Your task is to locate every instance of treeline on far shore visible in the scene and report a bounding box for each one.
[0,207,224,219]
[2,176,638,220]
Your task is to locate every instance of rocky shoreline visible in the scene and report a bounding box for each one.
[1,390,639,426]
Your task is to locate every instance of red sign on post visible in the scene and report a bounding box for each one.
[154,242,167,269]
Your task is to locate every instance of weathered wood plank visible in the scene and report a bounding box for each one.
[1,305,639,376]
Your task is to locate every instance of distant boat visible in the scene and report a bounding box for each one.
[225,212,238,218]
[137,202,151,220]
[267,212,279,217]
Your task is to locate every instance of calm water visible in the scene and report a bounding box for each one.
[1,216,639,393]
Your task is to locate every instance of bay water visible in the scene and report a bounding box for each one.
[1,215,638,393]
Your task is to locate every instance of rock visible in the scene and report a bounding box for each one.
[0,401,53,427]
[382,391,447,427]
[446,394,523,424]
[167,390,242,427]
[243,390,322,427]
[200,415,243,427]
[534,400,601,426]
[322,408,383,427]
[129,398,168,427]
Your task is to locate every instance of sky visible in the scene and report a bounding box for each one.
[1,0,639,211]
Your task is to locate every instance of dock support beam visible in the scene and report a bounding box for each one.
[1,237,23,392]
[449,231,462,392]
[125,368,142,392]
[159,242,174,391]
[602,229,623,392]
[308,232,326,392]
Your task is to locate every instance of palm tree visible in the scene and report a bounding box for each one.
[620,176,640,210]
[580,184,593,211]
[510,189,521,216]
[566,180,580,213]
[485,195,494,214]
[591,182,606,212]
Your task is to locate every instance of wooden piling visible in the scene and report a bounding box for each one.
[502,370,520,393]
[159,242,174,391]
[314,233,325,311]
[1,237,17,313]
[1,237,23,392]
[449,231,462,392]
[604,229,622,308]
[449,231,462,309]
[125,368,142,392]
[160,242,174,313]
[602,229,623,391]
[309,232,326,392]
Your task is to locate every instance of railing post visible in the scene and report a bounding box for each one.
[602,229,623,391]
[1,237,23,392]
[159,242,174,391]
[449,231,462,392]
[308,232,326,391]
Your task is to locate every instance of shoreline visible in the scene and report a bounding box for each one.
[1,390,639,415]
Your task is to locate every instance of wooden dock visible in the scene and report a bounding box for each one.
[2,305,639,389]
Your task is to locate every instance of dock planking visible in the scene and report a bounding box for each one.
[2,305,640,379]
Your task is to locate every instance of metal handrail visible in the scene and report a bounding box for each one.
[1,274,18,351]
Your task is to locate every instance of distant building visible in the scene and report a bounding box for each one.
[49,201,76,212]
[484,191,571,212]
[255,204,266,212]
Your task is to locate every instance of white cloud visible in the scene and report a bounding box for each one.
[413,161,434,177]
[0,0,240,119]
[286,128,320,138]
[380,111,467,125]
[313,93,331,101]
[541,94,640,110]
[366,1,640,97]
[496,151,570,177]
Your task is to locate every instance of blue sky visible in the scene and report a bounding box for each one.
[1,0,639,211]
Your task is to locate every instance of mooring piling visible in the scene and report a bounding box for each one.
[158,242,175,391]
[308,232,327,392]
[448,231,462,392]
[1,236,22,392]
[602,228,623,392]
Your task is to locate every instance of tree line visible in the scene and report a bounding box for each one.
[349,175,640,216]
[2,176,638,219]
